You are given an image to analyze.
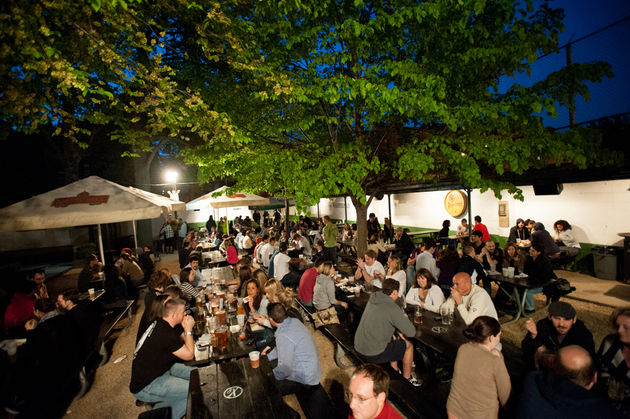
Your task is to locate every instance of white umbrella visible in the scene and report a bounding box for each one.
[0,176,185,263]
[186,186,270,210]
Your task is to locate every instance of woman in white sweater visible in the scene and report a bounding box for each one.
[384,255,407,298]
[553,220,581,257]
[405,268,445,313]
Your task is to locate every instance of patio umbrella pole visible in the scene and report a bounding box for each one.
[97,223,106,265]
[132,220,138,250]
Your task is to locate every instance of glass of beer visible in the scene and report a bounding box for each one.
[210,331,218,350]
[249,351,260,368]
[414,306,423,325]
[216,310,226,325]
[216,326,228,352]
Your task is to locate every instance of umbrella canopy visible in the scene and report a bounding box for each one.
[0,176,185,232]
[186,186,270,210]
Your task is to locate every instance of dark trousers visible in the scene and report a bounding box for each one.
[277,380,332,419]
[326,246,338,267]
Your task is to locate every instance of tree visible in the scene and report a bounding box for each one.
[184,0,618,256]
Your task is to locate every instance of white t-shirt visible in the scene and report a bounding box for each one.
[273,252,291,281]
[386,269,407,298]
[364,260,386,285]
[259,243,275,267]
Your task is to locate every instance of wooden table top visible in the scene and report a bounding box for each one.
[187,358,292,419]
[188,329,255,367]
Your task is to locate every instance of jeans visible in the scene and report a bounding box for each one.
[524,287,543,311]
[277,380,332,419]
[133,363,196,419]
[405,266,416,293]
[326,246,338,267]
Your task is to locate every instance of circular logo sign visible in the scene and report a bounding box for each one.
[223,386,243,399]
[444,190,467,217]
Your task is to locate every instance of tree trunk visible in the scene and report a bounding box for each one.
[351,197,369,258]
[284,198,290,232]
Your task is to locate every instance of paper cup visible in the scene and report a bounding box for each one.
[507,267,515,278]
[88,288,95,299]
[502,268,509,277]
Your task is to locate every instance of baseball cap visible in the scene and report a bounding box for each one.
[548,301,576,319]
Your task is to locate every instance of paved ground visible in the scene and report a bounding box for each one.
[49,253,628,418]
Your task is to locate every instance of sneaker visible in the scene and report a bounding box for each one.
[407,376,423,387]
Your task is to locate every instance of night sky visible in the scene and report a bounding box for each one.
[499,0,630,128]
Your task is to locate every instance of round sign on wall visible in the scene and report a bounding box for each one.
[444,190,467,217]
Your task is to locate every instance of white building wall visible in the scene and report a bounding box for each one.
[306,179,630,246]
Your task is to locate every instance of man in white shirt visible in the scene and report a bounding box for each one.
[260,237,277,268]
[295,233,312,257]
[255,234,269,265]
[355,250,386,287]
[441,272,497,325]
[273,242,301,288]
[415,237,439,279]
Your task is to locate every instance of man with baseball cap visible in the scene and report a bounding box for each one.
[522,301,595,370]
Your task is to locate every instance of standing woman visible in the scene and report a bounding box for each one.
[447,316,511,419]
[405,268,445,313]
[383,217,395,244]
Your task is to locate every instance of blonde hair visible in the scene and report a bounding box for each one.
[317,261,333,276]
[264,278,296,310]
[388,255,402,273]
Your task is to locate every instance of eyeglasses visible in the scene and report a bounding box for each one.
[345,391,375,404]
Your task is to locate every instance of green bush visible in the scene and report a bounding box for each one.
[75,242,97,260]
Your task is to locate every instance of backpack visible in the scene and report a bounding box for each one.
[542,278,576,302]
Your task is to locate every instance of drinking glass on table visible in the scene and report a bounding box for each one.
[414,305,423,325]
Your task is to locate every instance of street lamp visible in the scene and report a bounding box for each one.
[164,169,179,201]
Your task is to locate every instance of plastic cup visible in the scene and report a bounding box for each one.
[88,288,95,299]
[216,310,226,325]
[507,267,515,278]
[249,351,260,368]
[502,268,509,277]
[237,314,245,327]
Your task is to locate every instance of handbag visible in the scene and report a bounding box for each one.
[312,307,339,328]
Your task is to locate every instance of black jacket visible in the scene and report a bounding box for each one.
[522,317,595,371]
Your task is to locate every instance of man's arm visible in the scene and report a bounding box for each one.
[272,333,295,381]
[392,308,416,338]
[172,316,195,361]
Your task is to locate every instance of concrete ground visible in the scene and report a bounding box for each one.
[49,253,628,418]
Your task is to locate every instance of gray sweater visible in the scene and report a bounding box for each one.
[313,274,336,310]
[354,291,416,356]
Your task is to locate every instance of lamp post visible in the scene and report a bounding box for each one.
[165,170,179,201]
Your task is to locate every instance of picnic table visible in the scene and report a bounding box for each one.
[487,271,551,325]
[199,266,234,287]
[407,229,441,243]
[202,250,227,267]
[186,358,293,419]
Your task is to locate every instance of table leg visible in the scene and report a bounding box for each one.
[501,288,525,325]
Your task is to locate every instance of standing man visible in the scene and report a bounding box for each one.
[263,303,330,418]
[130,298,195,419]
[355,278,422,387]
[348,364,403,419]
[177,218,187,250]
[441,272,498,325]
[522,301,595,370]
[472,215,491,242]
[322,215,338,268]
[355,250,386,287]
[366,213,381,239]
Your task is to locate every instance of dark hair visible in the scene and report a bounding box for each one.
[316,239,324,248]
[423,237,436,249]
[471,230,483,238]
[503,242,518,260]
[381,278,399,296]
[474,215,482,222]
[441,245,459,263]
[163,297,186,317]
[531,243,544,253]
[149,271,171,290]
[442,220,450,228]
[368,234,378,244]
[413,268,438,289]
[179,267,193,283]
[34,298,56,314]
[279,242,288,252]
[463,316,501,343]
[525,219,535,226]
[244,279,263,312]
[88,254,99,262]
[352,364,390,398]
[188,255,200,263]
[60,289,80,305]
[365,249,378,259]
[164,285,185,300]
[268,302,287,323]
[554,220,572,231]
[239,267,253,287]
[29,268,45,279]
[148,294,170,323]
[263,234,270,241]
[554,346,596,388]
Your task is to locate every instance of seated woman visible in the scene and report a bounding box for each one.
[297,266,318,308]
[447,316,511,419]
[263,278,302,321]
[456,218,469,242]
[523,244,557,313]
[597,307,630,405]
[503,242,522,272]
[384,255,406,299]
[312,261,348,316]
[553,220,581,258]
[243,278,273,350]
[405,268,445,313]
[341,223,354,242]
[178,267,199,310]
[508,218,530,244]
[242,229,254,255]
[367,233,388,265]
[225,238,239,267]
[439,219,453,246]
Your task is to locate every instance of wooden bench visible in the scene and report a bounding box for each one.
[296,298,444,418]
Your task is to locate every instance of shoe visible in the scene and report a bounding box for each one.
[407,376,423,387]
[524,309,535,314]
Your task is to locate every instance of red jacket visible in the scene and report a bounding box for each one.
[473,222,491,242]
[297,268,318,303]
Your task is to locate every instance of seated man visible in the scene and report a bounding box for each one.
[456,246,488,289]
[78,254,103,292]
[56,290,103,361]
[348,363,403,419]
[522,301,595,371]
[441,272,498,325]
[354,278,421,386]
[355,250,386,287]
[263,303,331,418]
[273,242,302,289]
[391,228,414,267]
[130,298,195,419]
[518,345,620,418]
[414,237,439,279]
[184,255,202,287]
[469,230,485,256]
[28,268,49,300]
